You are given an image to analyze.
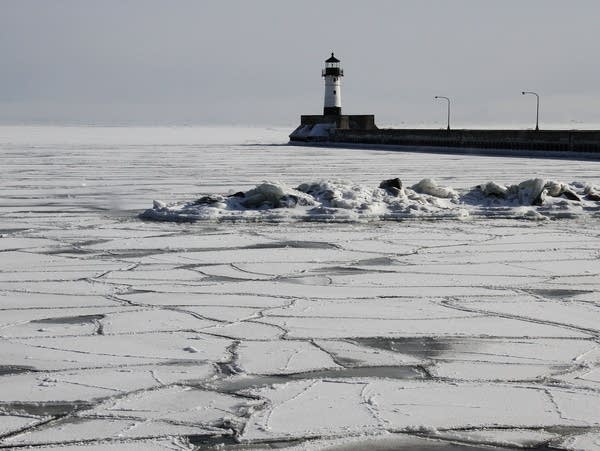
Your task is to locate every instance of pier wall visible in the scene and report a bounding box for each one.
[324,129,600,153]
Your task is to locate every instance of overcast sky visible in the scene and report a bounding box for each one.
[1,0,599,126]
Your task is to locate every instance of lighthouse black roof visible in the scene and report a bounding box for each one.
[325,53,340,63]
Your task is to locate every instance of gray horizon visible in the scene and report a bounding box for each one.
[1,0,599,127]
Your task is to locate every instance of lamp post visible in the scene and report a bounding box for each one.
[434,96,451,130]
[522,91,540,131]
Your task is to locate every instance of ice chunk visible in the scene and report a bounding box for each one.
[411,178,457,198]
[242,183,313,209]
[584,184,600,201]
[513,178,546,205]
[480,181,508,198]
[378,177,403,196]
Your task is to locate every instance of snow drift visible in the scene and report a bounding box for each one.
[141,178,600,223]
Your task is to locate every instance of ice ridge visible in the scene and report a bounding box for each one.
[141,178,600,223]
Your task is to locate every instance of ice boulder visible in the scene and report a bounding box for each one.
[584,185,600,201]
[193,195,226,206]
[479,179,581,205]
[544,181,581,201]
[479,181,508,198]
[297,180,381,210]
[509,178,546,206]
[379,178,403,197]
[411,179,457,199]
[241,183,314,209]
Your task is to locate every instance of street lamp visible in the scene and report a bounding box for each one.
[522,91,540,131]
[434,96,451,130]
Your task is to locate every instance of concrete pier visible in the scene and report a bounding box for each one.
[290,119,600,156]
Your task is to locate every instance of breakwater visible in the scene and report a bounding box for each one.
[289,115,600,157]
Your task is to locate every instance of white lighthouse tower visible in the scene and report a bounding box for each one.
[322,52,343,116]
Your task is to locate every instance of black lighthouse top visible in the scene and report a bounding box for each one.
[322,52,343,77]
[325,53,340,63]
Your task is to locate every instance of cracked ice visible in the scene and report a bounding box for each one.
[1,126,600,450]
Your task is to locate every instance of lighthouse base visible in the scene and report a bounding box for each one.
[289,114,377,141]
[323,107,342,115]
[304,114,376,129]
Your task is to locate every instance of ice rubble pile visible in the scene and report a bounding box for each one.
[142,178,600,222]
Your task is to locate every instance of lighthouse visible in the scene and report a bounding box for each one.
[322,53,343,116]
[289,53,376,141]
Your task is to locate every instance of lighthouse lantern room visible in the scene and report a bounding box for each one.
[322,53,343,116]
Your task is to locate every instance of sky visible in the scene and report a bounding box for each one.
[1,0,599,127]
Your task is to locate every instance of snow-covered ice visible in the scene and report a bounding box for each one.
[142,177,600,222]
[1,126,600,450]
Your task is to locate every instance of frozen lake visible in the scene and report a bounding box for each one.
[1,126,600,450]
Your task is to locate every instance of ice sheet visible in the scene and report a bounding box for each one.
[1,126,600,448]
